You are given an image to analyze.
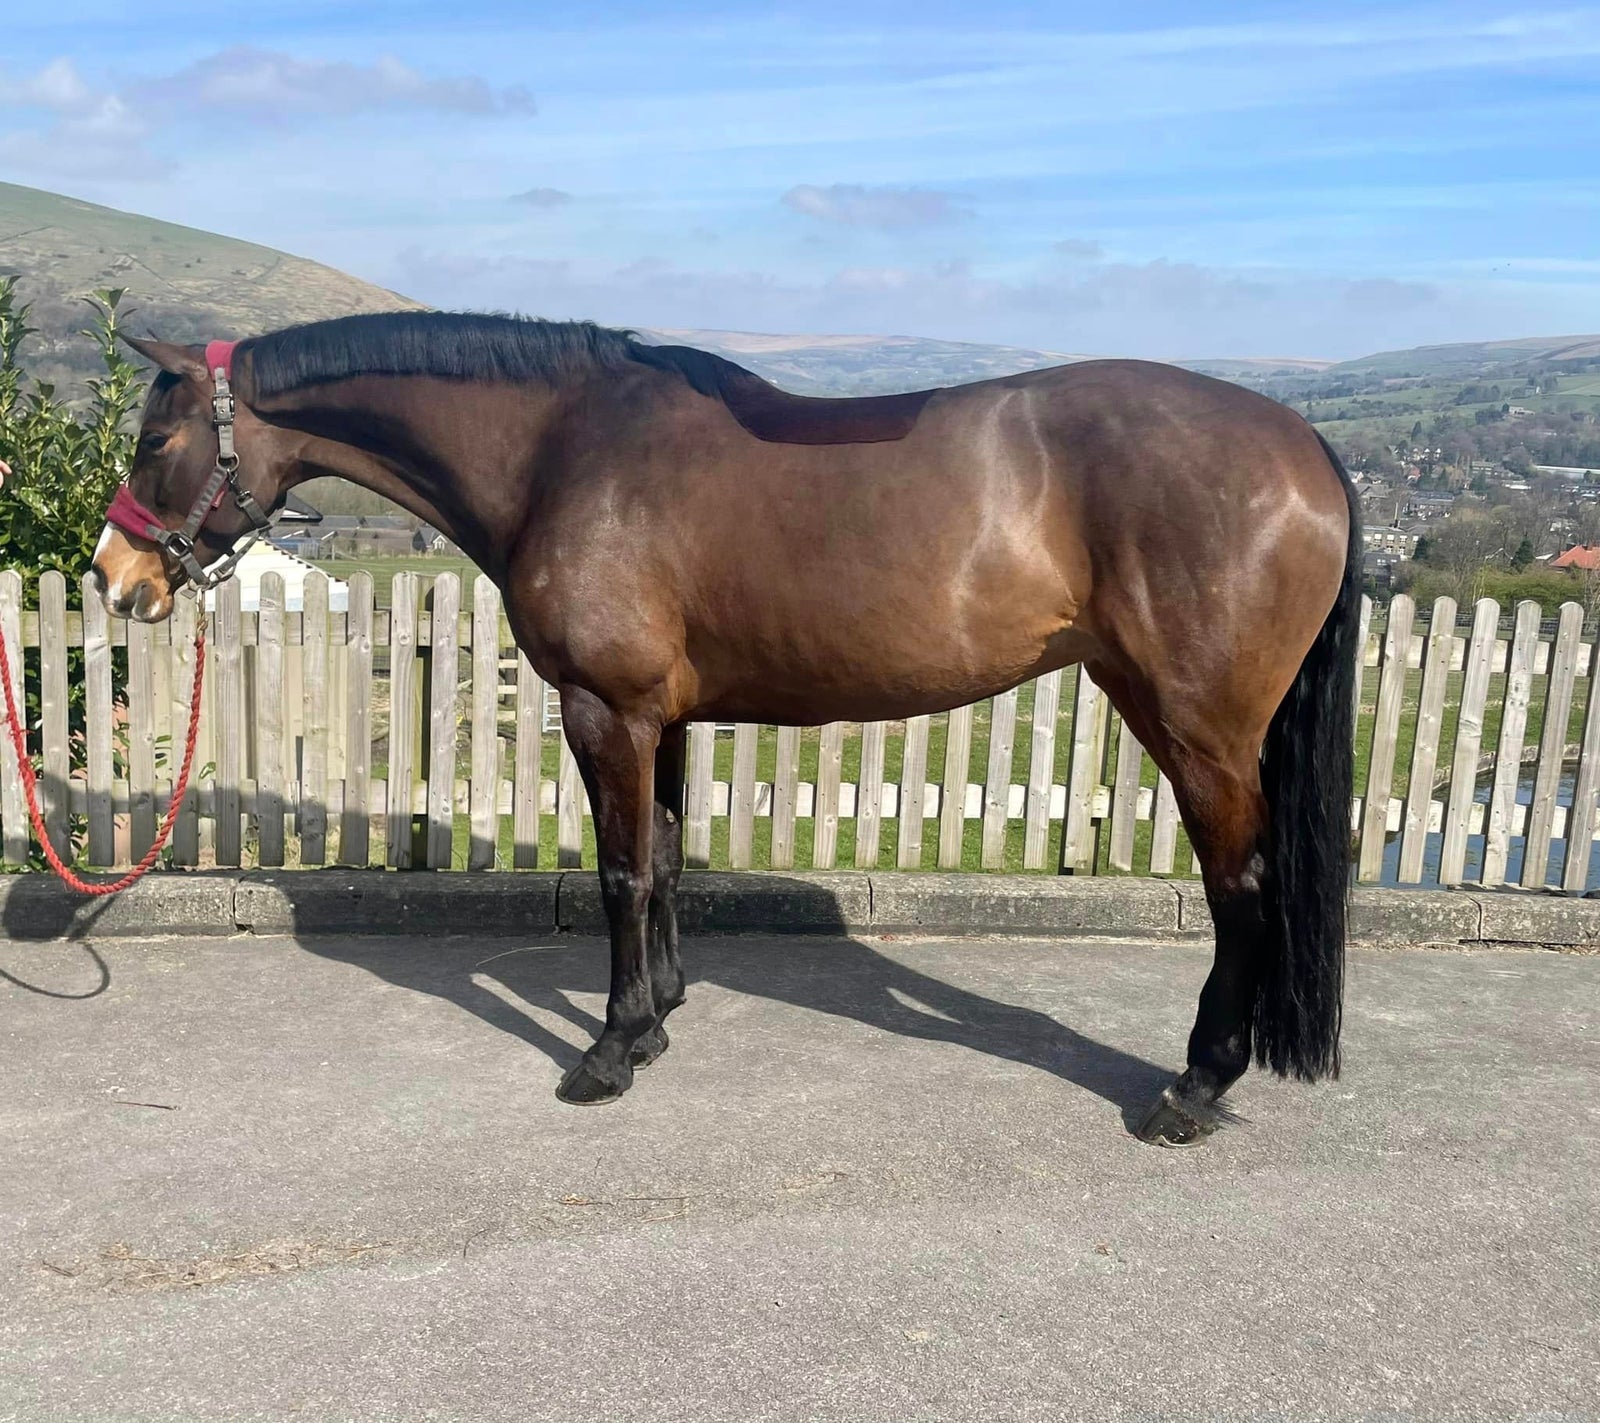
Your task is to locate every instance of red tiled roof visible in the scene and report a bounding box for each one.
[1552,544,1600,571]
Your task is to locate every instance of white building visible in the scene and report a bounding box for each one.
[203,542,349,613]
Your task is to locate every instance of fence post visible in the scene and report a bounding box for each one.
[126,616,158,862]
[80,573,114,867]
[1562,632,1600,892]
[1521,602,1584,889]
[1439,598,1499,885]
[0,571,25,865]
[685,721,715,869]
[167,592,200,866]
[36,571,70,861]
[1150,775,1179,875]
[1108,716,1143,873]
[1023,671,1060,871]
[386,572,419,868]
[771,725,802,869]
[256,572,287,867]
[512,652,543,869]
[855,720,887,868]
[729,723,758,869]
[812,722,843,869]
[300,572,329,865]
[1482,599,1541,886]
[897,714,931,869]
[341,572,374,866]
[213,578,245,868]
[469,575,501,871]
[937,705,972,869]
[557,724,584,868]
[1061,669,1104,873]
[1396,596,1456,884]
[424,572,461,868]
[980,690,1018,869]
[1357,593,1414,881]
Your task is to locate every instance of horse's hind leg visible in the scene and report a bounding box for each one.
[632,722,687,1069]
[1138,739,1271,1145]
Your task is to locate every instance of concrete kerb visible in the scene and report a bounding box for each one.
[1,869,1598,948]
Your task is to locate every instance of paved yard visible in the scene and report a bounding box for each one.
[1,931,1595,1422]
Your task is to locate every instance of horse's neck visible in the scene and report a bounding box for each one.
[266,376,552,579]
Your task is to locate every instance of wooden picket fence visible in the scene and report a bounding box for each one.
[2,567,1599,890]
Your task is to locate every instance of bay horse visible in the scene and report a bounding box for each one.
[93,312,1359,1146]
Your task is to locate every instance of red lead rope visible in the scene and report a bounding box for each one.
[0,605,207,894]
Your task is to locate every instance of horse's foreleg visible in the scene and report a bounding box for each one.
[554,685,660,1106]
[1138,744,1271,1146]
[632,722,687,1070]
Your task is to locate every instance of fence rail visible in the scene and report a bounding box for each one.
[2,568,1599,890]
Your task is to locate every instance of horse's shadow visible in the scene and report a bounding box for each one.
[301,924,1173,1133]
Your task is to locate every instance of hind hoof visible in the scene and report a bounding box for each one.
[1135,1087,1220,1148]
[629,1025,670,1069]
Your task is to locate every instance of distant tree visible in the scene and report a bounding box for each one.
[1412,534,1432,563]
[1411,420,1424,440]
[1425,510,1505,604]
[1511,537,1535,571]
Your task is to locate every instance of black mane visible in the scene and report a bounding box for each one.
[239,309,937,444]
[242,311,651,397]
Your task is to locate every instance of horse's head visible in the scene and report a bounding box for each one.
[92,336,286,622]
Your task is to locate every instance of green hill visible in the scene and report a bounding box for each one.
[0,181,421,391]
[1329,334,1600,379]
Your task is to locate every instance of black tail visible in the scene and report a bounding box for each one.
[1255,431,1362,1081]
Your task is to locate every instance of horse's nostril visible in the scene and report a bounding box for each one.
[89,565,108,596]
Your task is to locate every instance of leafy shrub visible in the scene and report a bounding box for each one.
[0,277,145,587]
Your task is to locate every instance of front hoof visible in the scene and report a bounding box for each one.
[1135,1087,1220,1148]
[629,1025,670,1069]
[556,1057,634,1106]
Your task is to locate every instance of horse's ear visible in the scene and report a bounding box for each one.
[120,334,207,381]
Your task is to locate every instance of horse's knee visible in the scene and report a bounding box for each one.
[598,863,651,918]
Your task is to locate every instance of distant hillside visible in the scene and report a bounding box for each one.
[643,327,1088,394]
[1329,334,1600,379]
[0,182,421,391]
[1181,355,1334,379]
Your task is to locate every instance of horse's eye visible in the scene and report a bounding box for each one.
[140,433,169,454]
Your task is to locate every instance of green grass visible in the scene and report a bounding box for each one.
[307,553,485,605]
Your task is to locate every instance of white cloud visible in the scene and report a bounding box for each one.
[13,57,94,112]
[510,187,572,208]
[0,58,162,180]
[781,184,970,229]
[1054,238,1104,260]
[133,48,535,120]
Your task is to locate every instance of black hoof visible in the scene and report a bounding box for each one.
[629,1025,670,1069]
[556,1057,634,1106]
[1135,1086,1232,1148]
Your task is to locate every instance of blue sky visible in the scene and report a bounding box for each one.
[3,1,1599,358]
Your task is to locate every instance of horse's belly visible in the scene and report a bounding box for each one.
[689,619,1095,725]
